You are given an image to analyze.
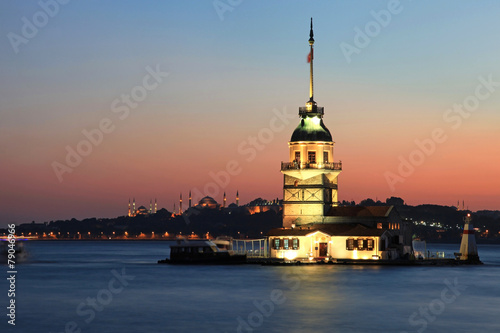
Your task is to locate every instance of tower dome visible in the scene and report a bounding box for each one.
[291,116,332,142]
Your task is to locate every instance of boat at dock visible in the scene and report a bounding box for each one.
[158,238,246,265]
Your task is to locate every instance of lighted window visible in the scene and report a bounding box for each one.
[295,151,300,162]
[346,238,355,251]
[367,239,374,250]
[284,239,289,250]
[274,238,280,249]
[292,238,299,250]
[323,151,329,163]
[308,151,316,163]
[357,239,364,250]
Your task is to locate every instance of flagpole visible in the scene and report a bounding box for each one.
[309,18,314,102]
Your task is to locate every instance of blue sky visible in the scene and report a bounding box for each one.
[1,1,500,226]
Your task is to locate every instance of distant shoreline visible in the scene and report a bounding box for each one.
[14,238,500,245]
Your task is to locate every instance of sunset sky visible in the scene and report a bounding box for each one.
[1,1,500,227]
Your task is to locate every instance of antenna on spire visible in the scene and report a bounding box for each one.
[309,17,314,43]
[308,17,315,103]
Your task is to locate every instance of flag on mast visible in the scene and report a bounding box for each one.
[307,48,313,63]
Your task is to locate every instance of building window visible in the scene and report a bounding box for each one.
[346,238,355,251]
[273,238,280,250]
[308,151,316,163]
[323,151,329,163]
[295,151,300,162]
[284,239,289,250]
[292,238,299,250]
[346,238,375,251]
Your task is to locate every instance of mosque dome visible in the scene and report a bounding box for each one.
[290,116,332,142]
[136,206,149,215]
[198,196,218,208]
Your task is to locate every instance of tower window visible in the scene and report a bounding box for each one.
[323,151,329,163]
[308,151,316,163]
[295,151,300,162]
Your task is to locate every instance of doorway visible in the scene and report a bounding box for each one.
[319,242,328,257]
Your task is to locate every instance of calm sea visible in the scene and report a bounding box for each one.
[1,241,499,333]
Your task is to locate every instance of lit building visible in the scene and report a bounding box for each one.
[281,18,341,228]
[269,19,411,261]
[128,198,157,217]
[198,196,219,209]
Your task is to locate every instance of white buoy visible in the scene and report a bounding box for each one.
[459,214,481,263]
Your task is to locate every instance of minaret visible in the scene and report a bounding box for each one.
[223,192,226,208]
[173,203,176,217]
[189,191,192,208]
[154,198,157,214]
[281,18,342,228]
[236,190,239,206]
[128,199,131,217]
[179,193,183,214]
[133,198,136,217]
[459,214,481,263]
[149,199,152,214]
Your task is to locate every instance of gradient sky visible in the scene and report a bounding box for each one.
[1,1,500,227]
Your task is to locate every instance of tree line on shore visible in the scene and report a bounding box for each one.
[3,197,499,243]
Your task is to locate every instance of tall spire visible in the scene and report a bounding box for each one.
[179,193,183,214]
[189,190,192,208]
[308,17,315,103]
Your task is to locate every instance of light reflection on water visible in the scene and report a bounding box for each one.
[1,241,499,333]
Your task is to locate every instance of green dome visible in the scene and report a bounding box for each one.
[290,116,332,142]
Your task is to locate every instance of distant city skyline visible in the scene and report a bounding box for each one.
[1,1,500,227]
